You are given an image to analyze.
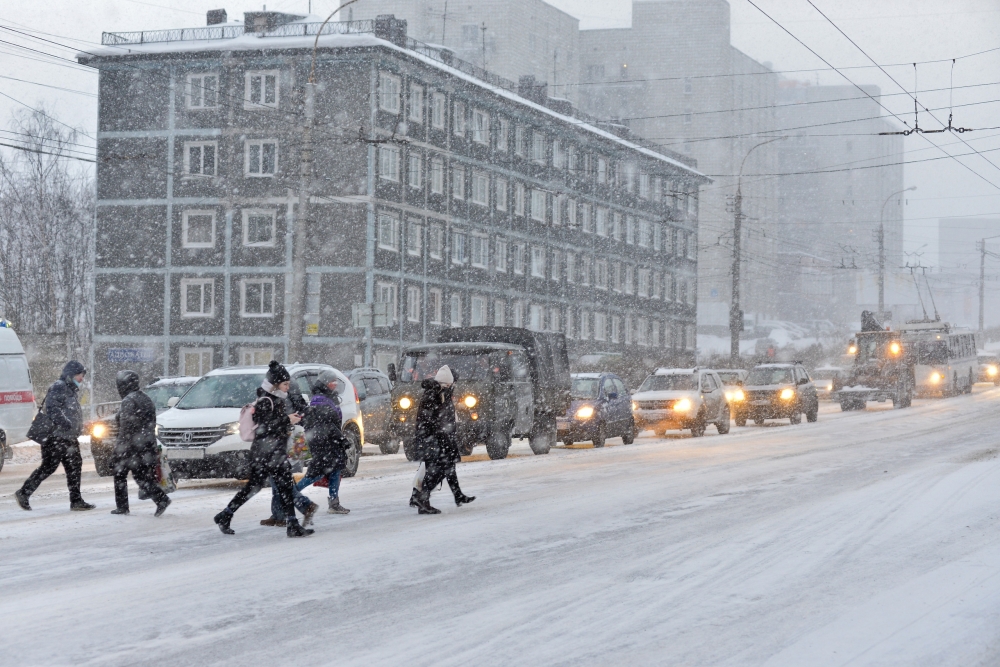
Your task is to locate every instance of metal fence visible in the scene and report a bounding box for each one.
[102,19,378,46]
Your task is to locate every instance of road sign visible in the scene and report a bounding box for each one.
[107,348,157,364]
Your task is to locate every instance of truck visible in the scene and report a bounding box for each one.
[388,327,572,460]
[834,311,914,411]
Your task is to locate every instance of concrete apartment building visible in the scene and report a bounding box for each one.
[81,10,706,401]
[577,0,780,336]
[350,0,581,103]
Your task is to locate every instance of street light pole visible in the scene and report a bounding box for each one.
[878,186,916,321]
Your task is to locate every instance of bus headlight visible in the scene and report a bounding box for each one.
[575,405,595,420]
[91,423,107,439]
[673,398,692,412]
[780,388,796,400]
[930,372,942,384]
[463,395,478,409]
[399,396,412,410]
[989,366,998,377]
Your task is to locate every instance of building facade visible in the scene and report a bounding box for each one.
[82,11,706,401]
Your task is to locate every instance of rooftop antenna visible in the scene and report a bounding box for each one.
[923,273,941,321]
[908,264,929,321]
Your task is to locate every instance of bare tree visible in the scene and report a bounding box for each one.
[0,107,95,356]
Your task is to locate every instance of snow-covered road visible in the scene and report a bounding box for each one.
[3,388,1000,666]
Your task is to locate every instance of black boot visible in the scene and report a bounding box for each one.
[110,507,130,515]
[454,493,476,507]
[416,490,441,515]
[14,489,31,511]
[286,521,314,537]
[154,497,171,517]
[71,500,96,511]
[409,488,421,508]
[214,510,235,535]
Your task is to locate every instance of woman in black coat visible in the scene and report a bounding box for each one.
[297,370,351,514]
[411,365,474,514]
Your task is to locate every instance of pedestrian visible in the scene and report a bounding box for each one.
[109,370,171,517]
[213,361,313,537]
[259,387,320,528]
[409,365,475,514]
[15,361,95,512]
[297,370,351,514]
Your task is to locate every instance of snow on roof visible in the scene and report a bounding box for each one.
[81,27,706,179]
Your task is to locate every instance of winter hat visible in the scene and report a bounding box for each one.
[265,360,291,385]
[434,365,454,386]
[115,370,141,399]
[61,360,86,379]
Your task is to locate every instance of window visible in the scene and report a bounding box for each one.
[239,348,273,366]
[471,234,488,268]
[666,273,675,302]
[187,73,218,109]
[624,315,633,345]
[580,255,591,286]
[612,213,622,241]
[453,101,466,137]
[529,304,544,331]
[185,141,217,176]
[378,72,401,113]
[406,285,421,323]
[472,109,489,144]
[471,296,487,326]
[450,293,462,327]
[680,280,688,305]
[406,220,422,257]
[407,153,423,188]
[379,145,400,182]
[452,166,465,200]
[497,118,509,152]
[512,244,525,275]
[429,224,444,259]
[451,231,466,264]
[495,239,508,272]
[513,301,524,328]
[652,321,660,347]
[530,246,546,278]
[554,195,565,227]
[687,232,697,260]
[579,311,590,340]
[430,157,444,194]
[564,308,574,339]
[594,312,607,341]
[514,184,525,216]
[639,173,650,198]
[550,250,561,282]
[612,316,621,343]
[637,317,649,346]
[306,273,320,335]
[639,219,652,248]
[179,348,212,376]
[568,199,577,228]
[531,132,546,164]
[243,210,276,247]
[626,216,636,245]
[181,278,214,318]
[530,190,547,223]
[581,204,592,233]
[653,177,662,202]
[241,278,275,317]
[625,163,636,192]
[471,171,489,206]
[664,227,675,256]
[245,139,277,176]
[514,126,526,157]
[651,271,661,299]
[688,191,698,216]
[596,207,608,237]
[496,178,508,211]
[613,264,623,293]
[597,158,608,184]
[376,282,398,325]
[378,214,400,251]
[567,145,577,173]
[182,210,215,248]
[553,140,564,169]
[653,223,662,252]
[625,265,635,295]
[549,307,561,333]
[431,92,446,128]
[494,300,506,326]
[245,70,278,108]
[596,260,609,290]
[565,253,575,284]
[428,289,443,324]
[408,83,424,122]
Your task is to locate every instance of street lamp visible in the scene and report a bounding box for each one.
[878,186,916,320]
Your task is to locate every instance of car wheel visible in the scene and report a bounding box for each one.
[378,439,401,455]
[966,370,974,394]
[621,420,636,444]
[690,414,706,437]
[341,425,361,477]
[806,403,818,422]
[592,423,606,448]
[563,439,574,447]
[91,440,115,477]
[529,417,555,455]
[402,439,418,462]
[789,410,802,425]
[459,439,476,456]
[753,417,764,425]
[486,428,511,460]
[716,405,731,434]
[735,413,747,427]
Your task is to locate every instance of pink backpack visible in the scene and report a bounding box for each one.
[238,396,273,442]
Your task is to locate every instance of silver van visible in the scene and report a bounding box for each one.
[0,325,36,473]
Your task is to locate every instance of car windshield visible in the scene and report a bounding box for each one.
[399,351,493,383]
[747,368,794,385]
[571,378,601,399]
[715,372,742,385]
[145,384,194,410]
[638,374,697,392]
[174,373,262,409]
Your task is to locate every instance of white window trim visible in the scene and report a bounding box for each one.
[472,109,490,145]
[453,101,466,137]
[181,209,216,249]
[471,233,489,269]
[406,285,421,323]
[496,178,508,211]
[495,238,508,273]
[378,72,402,114]
[430,157,444,194]
[429,224,444,260]
[428,288,443,324]
[530,190,547,223]
[244,70,279,109]
[183,140,217,177]
[377,214,400,252]
[452,166,465,200]
[180,278,214,318]
[240,278,276,318]
[431,92,446,129]
[471,170,489,206]
[407,152,423,189]
[379,145,400,182]
[471,295,487,326]
[186,73,219,109]
[179,347,213,376]
[406,220,423,257]
[242,209,277,247]
[244,139,278,177]
[408,83,424,122]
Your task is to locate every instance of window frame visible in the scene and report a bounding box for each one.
[184,140,217,177]
[186,72,219,109]
[407,152,423,188]
[406,285,421,323]
[431,92,446,129]
[180,278,215,318]
[378,72,402,114]
[242,209,277,247]
[408,83,424,122]
[428,288,443,324]
[240,278,276,318]
[244,139,278,177]
[181,209,216,249]
[471,170,489,206]
[379,145,401,182]
[378,214,401,252]
[406,220,423,257]
[244,70,279,109]
[472,109,489,144]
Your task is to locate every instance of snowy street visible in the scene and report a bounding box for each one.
[3,388,1000,666]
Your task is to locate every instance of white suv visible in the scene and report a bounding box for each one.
[631,368,730,438]
[156,364,363,479]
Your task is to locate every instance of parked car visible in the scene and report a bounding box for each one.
[0,323,34,474]
[736,363,819,426]
[346,368,396,454]
[811,365,846,400]
[155,364,363,480]
[977,352,1000,385]
[631,368,730,438]
[557,373,635,448]
[90,376,200,477]
[713,369,748,405]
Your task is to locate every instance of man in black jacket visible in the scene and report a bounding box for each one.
[110,370,171,516]
[411,365,474,514]
[15,360,95,511]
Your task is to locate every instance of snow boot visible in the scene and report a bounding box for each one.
[409,488,421,508]
[415,490,441,515]
[454,493,476,507]
[286,521,314,538]
[70,500,96,511]
[327,498,350,515]
[260,517,286,527]
[154,497,171,517]
[110,508,130,515]
[214,510,235,535]
[14,489,31,511]
[303,501,320,526]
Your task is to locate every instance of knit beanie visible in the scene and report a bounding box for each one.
[434,365,454,386]
[265,360,291,384]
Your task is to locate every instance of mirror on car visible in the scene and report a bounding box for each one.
[798,378,809,386]
[607,392,618,400]
[167,396,180,408]
[387,363,397,382]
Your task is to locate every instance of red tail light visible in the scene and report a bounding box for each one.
[353,385,360,403]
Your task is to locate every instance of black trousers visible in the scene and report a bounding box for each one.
[423,461,462,499]
[20,437,83,503]
[113,447,168,511]
[225,459,296,521]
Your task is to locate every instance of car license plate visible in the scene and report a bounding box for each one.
[166,448,205,460]
[752,400,770,406]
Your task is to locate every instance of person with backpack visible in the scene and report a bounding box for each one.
[259,388,321,528]
[14,361,95,512]
[410,365,475,515]
[213,361,313,537]
[109,370,171,517]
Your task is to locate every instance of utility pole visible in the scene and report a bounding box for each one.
[878,186,916,321]
[480,22,487,69]
[729,186,743,363]
[980,239,986,333]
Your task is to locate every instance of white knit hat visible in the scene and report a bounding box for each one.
[434,365,454,386]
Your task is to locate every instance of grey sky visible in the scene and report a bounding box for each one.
[1,0,998,266]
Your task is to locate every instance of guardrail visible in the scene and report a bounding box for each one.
[102,19,377,46]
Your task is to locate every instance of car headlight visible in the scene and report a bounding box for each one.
[930,372,942,383]
[989,366,998,377]
[155,424,160,437]
[631,401,638,411]
[729,389,745,402]
[889,341,901,355]
[848,345,857,354]
[827,383,834,391]
[780,388,795,400]
[399,396,412,409]
[463,395,478,409]
[91,423,107,439]
[224,421,240,435]
[673,398,692,412]
[575,405,595,420]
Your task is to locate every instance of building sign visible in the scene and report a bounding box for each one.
[107,348,157,364]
